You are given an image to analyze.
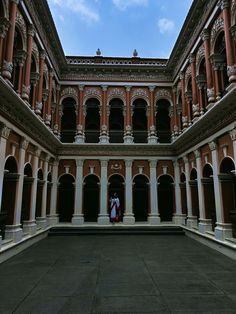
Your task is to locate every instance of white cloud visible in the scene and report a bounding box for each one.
[112,0,148,11]
[158,18,175,34]
[48,0,100,23]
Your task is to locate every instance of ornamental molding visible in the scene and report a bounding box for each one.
[184,66,192,91]
[84,88,102,101]
[154,89,172,104]
[210,18,224,54]
[60,87,78,101]
[231,0,236,25]
[131,88,149,101]
[107,88,126,103]
[196,44,206,75]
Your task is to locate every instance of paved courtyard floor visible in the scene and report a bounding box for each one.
[0,235,236,314]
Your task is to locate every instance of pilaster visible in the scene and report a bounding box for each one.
[123,160,135,224]
[72,159,84,225]
[148,160,160,225]
[98,159,109,224]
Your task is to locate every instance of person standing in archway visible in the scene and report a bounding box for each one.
[110,192,120,223]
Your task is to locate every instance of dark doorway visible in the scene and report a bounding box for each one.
[109,99,124,143]
[132,99,148,143]
[158,175,174,221]
[36,169,44,219]
[133,175,149,221]
[85,98,100,143]
[61,97,77,143]
[190,168,199,220]
[46,172,52,216]
[156,99,171,143]
[180,173,187,216]
[83,175,100,222]
[108,175,125,220]
[21,163,33,224]
[58,174,75,222]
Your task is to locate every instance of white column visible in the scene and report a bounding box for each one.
[36,156,49,229]
[98,159,109,224]
[0,124,10,209]
[184,156,197,228]
[5,138,28,242]
[23,148,40,235]
[209,141,232,240]
[123,160,135,224]
[230,127,236,167]
[195,149,212,234]
[173,160,186,225]
[47,160,59,226]
[148,160,160,225]
[72,159,84,225]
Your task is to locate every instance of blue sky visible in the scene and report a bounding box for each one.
[47,0,193,58]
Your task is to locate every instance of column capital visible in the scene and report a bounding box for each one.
[230,127,236,141]
[27,24,35,37]
[125,160,133,167]
[0,123,11,139]
[76,159,84,167]
[39,50,46,60]
[78,84,84,91]
[179,71,185,80]
[101,85,108,91]
[194,149,201,159]
[208,140,218,151]
[125,86,132,92]
[34,146,41,158]
[149,86,155,92]
[201,28,210,41]
[188,53,196,64]
[10,0,20,4]
[183,156,189,164]
[100,159,108,167]
[217,0,230,10]
[20,137,29,150]
[172,86,177,93]
[56,84,61,91]
[0,18,10,38]
[149,160,157,168]
[44,154,51,163]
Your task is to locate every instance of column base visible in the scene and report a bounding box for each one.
[124,135,134,144]
[36,217,48,230]
[148,214,161,225]
[23,220,37,235]
[47,215,59,226]
[148,135,158,144]
[98,214,110,225]
[74,134,85,143]
[72,214,84,225]
[123,214,135,225]
[198,219,213,234]
[214,223,232,241]
[172,214,186,225]
[4,224,23,243]
[186,216,198,229]
[99,135,109,144]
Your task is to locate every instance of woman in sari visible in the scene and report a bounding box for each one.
[110,192,120,223]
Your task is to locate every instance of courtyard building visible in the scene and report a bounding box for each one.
[0,0,236,252]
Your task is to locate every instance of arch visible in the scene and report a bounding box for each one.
[189,168,199,220]
[133,175,149,222]
[37,168,43,180]
[108,174,125,221]
[1,157,19,238]
[61,97,77,143]
[158,175,174,222]
[83,175,100,222]
[85,98,100,143]
[132,98,148,143]
[36,169,44,219]
[0,0,7,18]
[46,172,52,216]
[210,18,224,55]
[156,99,171,143]
[219,157,236,230]
[58,174,75,222]
[21,163,34,224]
[180,173,187,216]
[109,98,124,143]
[202,163,216,229]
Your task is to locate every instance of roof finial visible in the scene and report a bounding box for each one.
[96,48,101,56]
[133,49,138,57]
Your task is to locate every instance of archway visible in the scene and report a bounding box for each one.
[214,32,228,95]
[156,99,171,143]
[109,98,124,143]
[189,168,199,220]
[108,175,125,221]
[12,27,25,90]
[180,173,187,216]
[21,163,33,224]
[202,164,216,230]
[219,157,236,236]
[46,172,52,216]
[61,97,76,143]
[36,169,44,219]
[1,157,18,239]
[132,99,148,143]
[133,175,149,221]
[83,175,100,222]
[85,98,100,143]
[58,174,75,222]
[158,175,174,221]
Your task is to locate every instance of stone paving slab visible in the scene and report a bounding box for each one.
[0,235,236,313]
